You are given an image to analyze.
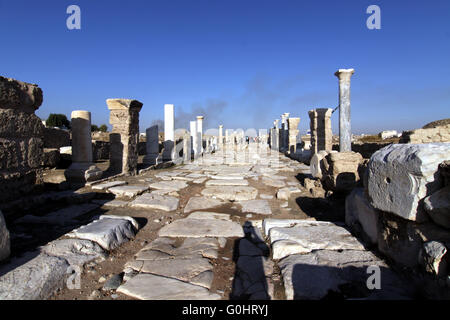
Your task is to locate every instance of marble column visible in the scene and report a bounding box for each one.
[219,125,223,149]
[183,131,191,162]
[106,99,143,174]
[190,120,198,158]
[308,108,333,156]
[197,116,203,153]
[143,125,159,165]
[287,117,300,154]
[335,68,354,152]
[65,110,102,183]
[162,104,175,161]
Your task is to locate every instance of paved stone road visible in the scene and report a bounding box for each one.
[0,143,413,300]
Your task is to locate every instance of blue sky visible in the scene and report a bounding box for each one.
[1,0,449,134]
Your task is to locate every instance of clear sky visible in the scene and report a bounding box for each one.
[1,0,449,134]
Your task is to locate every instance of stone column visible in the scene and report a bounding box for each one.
[308,108,332,156]
[190,120,198,158]
[197,116,204,153]
[106,99,143,174]
[162,104,175,161]
[287,117,300,154]
[219,125,223,149]
[335,68,354,152]
[143,125,159,165]
[65,110,102,183]
[183,131,191,162]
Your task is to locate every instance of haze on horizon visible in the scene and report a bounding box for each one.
[1,0,449,135]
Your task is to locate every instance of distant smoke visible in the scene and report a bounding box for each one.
[175,99,228,131]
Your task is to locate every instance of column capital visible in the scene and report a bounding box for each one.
[334,68,355,81]
[106,99,143,111]
[197,116,204,120]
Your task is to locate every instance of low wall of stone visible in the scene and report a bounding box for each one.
[43,127,70,149]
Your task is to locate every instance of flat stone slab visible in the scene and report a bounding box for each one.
[201,186,258,201]
[130,193,179,212]
[92,199,129,208]
[0,252,69,300]
[15,203,100,226]
[41,238,106,267]
[125,258,214,289]
[279,250,411,300]
[149,180,188,192]
[263,219,333,237]
[269,223,365,259]
[159,217,244,238]
[262,177,286,188]
[239,200,272,215]
[205,179,249,186]
[117,273,221,300]
[276,187,302,200]
[183,196,224,214]
[67,216,136,250]
[209,175,245,180]
[136,237,220,261]
[193,178,207,184]
[187,211,231,221]
[91,181,127,191]
[107,185,149,198]
[260,194,274,200]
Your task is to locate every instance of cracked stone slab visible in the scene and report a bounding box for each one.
[201,186,258,201]
[136,237,220,261]
[67,217,136,251]
[205,179,249,186]
[0,252,69,300]
[107,185,150,198]
[239,200,272,215]
[91,181,127,191]
[149,180,188,192]
[159,217,244,238]
[15,203,100,226]
[184,196,224,214]
[269,223,365,259]
[130,193,179,212]
[41,238,106,268]
[279,250,411,300]
[117,273,221,300]
[125,258,214,288]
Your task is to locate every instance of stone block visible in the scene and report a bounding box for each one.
[368,143,450,222]
[321,151,363,192]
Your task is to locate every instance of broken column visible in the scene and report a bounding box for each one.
[0,76,45,203]
[190,120,198,158]
[308,108,333,156]
[197,116,204,154]
[162,104,175,161]
[106,99,143,174]
[65,110,102,183]
[287,117,300,154]
[335,68,354,152]
[143,125,159,165]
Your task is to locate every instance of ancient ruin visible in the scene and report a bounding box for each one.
[0,68,449,303]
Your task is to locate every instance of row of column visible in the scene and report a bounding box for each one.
[268,68,354,158]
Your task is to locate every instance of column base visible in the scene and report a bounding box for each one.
[65,162,102,183]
